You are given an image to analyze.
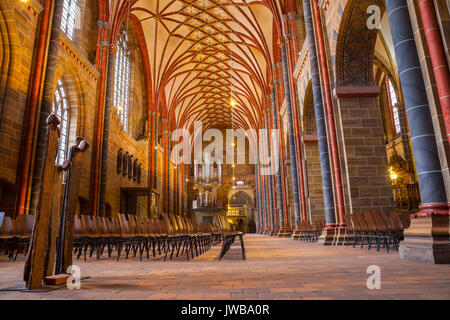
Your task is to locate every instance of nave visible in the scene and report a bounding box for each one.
[1,235,449,300]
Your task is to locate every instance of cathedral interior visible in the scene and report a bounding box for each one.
[0,0,449,301]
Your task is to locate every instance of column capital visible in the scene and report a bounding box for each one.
[287,11,296,18]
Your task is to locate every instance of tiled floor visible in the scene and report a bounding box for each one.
[0,234,449,300]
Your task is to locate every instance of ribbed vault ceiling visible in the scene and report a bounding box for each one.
[130,0,275,131]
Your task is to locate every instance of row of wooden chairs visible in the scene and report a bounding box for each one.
[292,219,325,242]
[0,215,34,260]
[343,211,405,252]
[73,213,217,261]
[216,215,246,260]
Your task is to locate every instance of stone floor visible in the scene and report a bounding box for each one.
[0,234,449,300]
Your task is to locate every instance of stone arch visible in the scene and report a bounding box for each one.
[229,191,254,207]
[0,1,24,185]
[227,188,255,205]
[336,0,385,86]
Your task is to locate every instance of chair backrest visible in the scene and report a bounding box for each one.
[141,217,152,234]
[349,214,360,232]
[190,218,199,233]
[179,216,189,234]
[0,216,15,237]
[162,214,174,235]
[127,215,138,235]
[371,210,389,232]
[378,212,394,232]
[356,213,369,231]
[388,212,405,231]
[363,211,377,232]
[152,219,162,234]
[17,214,34,237]
[92,216,105,235]
[81,215,96,235]
[147,218,156,234]
[117,213,131,235]
[74,216,83,236]
[102,217,112,235]
[169,214,180,234]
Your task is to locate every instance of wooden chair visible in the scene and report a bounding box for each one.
[14,215,34,261]
[0,217,17,260]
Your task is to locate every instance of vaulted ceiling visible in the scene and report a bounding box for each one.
[114,0,277,131]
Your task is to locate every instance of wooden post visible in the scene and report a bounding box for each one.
[55,137,89,275]
[23,114,61,290]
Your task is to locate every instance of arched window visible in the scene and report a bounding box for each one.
[113,28,131,131]
[52,79,71,165]
[386,77,401,135]
[61,0,79,41]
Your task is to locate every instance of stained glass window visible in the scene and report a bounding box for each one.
[388,78,401,134]
[52,79,71,165]
[113,28,131,131]
[61,0,79,41]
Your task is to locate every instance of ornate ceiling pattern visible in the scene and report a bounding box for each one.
[128,0,275,131]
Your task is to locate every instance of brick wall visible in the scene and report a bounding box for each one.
[336,96,395,214]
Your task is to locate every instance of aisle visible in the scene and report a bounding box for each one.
[0,234,449,300]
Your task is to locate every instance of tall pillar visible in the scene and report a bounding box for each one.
[271,85,289,233]
[29,0,64,216]
[311,0,346,227]
[153,113,159,189]
[261,125,271,233]
[259,148,268,233]
[283,22,308,223]
[166,131,171,215]
[255,168,261,232]
[99,45,117,217]
[92,21,110,217]
[418,0,450,140]
[265,113,276,234]
[303,0,337,233]
[275,63,292,229]
[17,0,52,216]
[162,119,168,214]
[385,0,450,264]
[280,41,301,224]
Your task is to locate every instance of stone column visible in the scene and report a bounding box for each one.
[259,146,268,233]
[271,86,288,232]
[280,41,301,223]
[29,0,64,216]
[303,0,336,236]
[265,112,276,234]
[417,0,450,140]
[166,131,171,215]
[99,44,116,217]
[254,170,261,232]
[386,0,450,263]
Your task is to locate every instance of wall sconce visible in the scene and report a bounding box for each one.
[389,167,398,181]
